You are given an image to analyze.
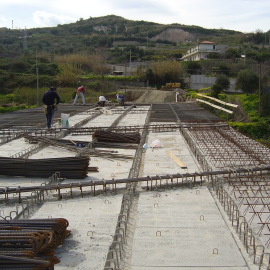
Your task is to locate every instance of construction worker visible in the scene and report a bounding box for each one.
[98,95,107,107]
[42,86,60,129]
[73,86,86,105]
[116,93,125,106]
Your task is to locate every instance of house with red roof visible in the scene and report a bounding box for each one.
[181,41,227,61]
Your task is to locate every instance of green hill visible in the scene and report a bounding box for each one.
[0,15,245,58]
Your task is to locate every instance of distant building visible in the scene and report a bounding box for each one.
[112,71,124,76]
[181,41,227,61]
[112,41,140,47]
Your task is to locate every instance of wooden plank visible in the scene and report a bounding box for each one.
[196,99,234,114]
[197,93,238,108]
[166,150,187,169]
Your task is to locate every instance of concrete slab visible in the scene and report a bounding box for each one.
[140,127,201,189]
[0,106,151,269]
[117,106,149,127]
[130,188,249,269]
[0,105,264,270]
[30,195,123,270]
[0,106,149,199]
[0,137,33,157]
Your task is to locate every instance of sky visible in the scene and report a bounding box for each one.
[0,0,269,33]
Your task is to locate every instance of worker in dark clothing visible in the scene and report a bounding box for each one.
[42,87,60,129]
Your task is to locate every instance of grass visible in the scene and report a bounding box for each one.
[0,86,122,111]
[187,89,270,147]
[225,93,270,147]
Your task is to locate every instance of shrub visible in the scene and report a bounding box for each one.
[229,121,270,140]
[215,75,230,90]
[185,61,202,75]
[211,84,222,98]
[0,105,30,113]
[236,69,258,94]
[56,64,82,86]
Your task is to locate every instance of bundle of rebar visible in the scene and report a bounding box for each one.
[93,130,141,144]
[24,135,134,160]
[0,218,70,269]
[0,156,90,179]
[25,136,89,148]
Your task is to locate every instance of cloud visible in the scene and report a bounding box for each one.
[111,0,169,12]
[0,0,269,32]
[33,11,76,27]
[0,15,9,26]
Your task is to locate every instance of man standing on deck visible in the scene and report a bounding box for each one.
[42,86,60,129]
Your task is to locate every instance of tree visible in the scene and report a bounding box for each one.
[225,48,241,60]
[206,52,221,59]
[215,75,230,91]
[9,61,30,73]
[145,69,154,86]
[211,84,222,98]
[218,64,230,76]
[211,75,230,98]
[186,61,201,75]
[236,69,258,94]
[148,61,185,87]
[56,64,81,86]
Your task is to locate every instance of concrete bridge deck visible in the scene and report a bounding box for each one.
[0,103,269,270]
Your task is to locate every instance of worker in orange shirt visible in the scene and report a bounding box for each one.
[73,86,86,105]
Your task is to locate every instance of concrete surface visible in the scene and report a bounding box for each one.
[130,188,250,269]
[31,195,123,270]
[0,105,261,270]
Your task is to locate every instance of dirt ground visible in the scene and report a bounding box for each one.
[127,89,177,103]
[126,88,248,124]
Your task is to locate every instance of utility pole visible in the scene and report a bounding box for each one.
[258,63,262,115]
[23,27,28,50]
[36,50,39,106]
[125,64,127,94]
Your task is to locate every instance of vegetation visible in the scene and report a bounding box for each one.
[194,91,270,147]
[236,70,259,94]
[145,61,185,88]
[211,75,230,98]
[0,93,34,113]
[215,75,230,91]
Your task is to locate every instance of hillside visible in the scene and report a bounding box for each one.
[0,15,244,59]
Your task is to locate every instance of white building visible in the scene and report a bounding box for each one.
[181,41,227,61]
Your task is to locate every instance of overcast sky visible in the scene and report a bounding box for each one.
[0,0,269,33]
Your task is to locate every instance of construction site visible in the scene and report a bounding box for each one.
[0,90,270,270]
